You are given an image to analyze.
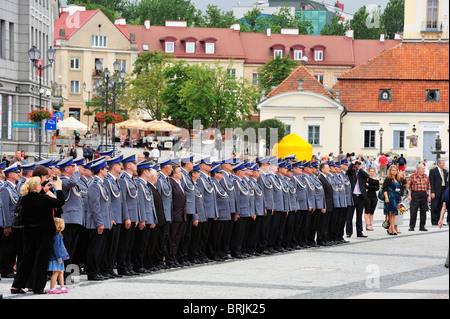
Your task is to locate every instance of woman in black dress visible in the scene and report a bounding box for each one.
[364,167,380,231]
[10,176,65,294]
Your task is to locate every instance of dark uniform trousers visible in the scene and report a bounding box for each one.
[116,224,136,273]
[189,221,208,261]
[347,195,365,236]
[258,210,272,252]
[307,209,320,245]
[269,211,287,250]
[178,214,195,262]
[131,225,150,270]
[101,223,121,275]
[144,224,164,269]
[282,211,297,249]
[247,215,264,253]
[296,210,310,247]
[86,228,108,277]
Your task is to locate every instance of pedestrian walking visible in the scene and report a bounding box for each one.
[382,166,402,235]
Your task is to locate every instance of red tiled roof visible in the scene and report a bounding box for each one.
[265,64,334,99]
[334,42,449,113]
[54,9,100,43]
[239,32,400,66]
[339,42,449,80]
[125,25,246,60]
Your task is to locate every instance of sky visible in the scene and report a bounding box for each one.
[60,0,391,14]
[191,0,391,14]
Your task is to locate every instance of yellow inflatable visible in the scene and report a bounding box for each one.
[272,134,313,162]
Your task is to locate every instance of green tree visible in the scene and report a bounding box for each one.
[320,13,350,36]
[258,119,286,150]
[382,0,404,39]
[160,60,192,128]
[177,63,260,130]
[201,5,237,28]
[126,51,173,120]
[349,5,385,39]
[259,55,300,93]
[136,0,203,26]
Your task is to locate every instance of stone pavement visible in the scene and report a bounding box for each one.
[1,146,448,302]
[1,209,448,301]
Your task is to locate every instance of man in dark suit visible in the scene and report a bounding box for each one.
[430,159,449,225]
[168,165,187,268]
[346,160,369,238]
[144,166,167,271]
[317,163,334,246]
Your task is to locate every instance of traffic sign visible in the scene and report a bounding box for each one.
[12,122,39,128]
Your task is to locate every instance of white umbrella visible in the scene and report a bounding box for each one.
[57,116,88,131]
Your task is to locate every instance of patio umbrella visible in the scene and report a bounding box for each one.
[145,120,181,132]
[116,119,147,130]
[57,116,88,131]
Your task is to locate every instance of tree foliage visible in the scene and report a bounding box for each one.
[382,0,404,39]
[240,5,312,35]
[259,55,300,94]
[126,51,173,120]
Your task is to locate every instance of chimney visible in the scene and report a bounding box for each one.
[165,21,187,27]
[230,23,240,31]
[267,27,271,37]
[281,28,299,35]
[145,20,150,30]
[115,18,126,25]
[345,29,354,39]
[380,33,385,42]
[66,5,85,16]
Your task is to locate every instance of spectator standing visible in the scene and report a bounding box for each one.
[364,167,379,231]
[429,159,449,225]
[382,166,402,235]
[407,164,431,231]
[8,150,22,167]
[379,153,388,177]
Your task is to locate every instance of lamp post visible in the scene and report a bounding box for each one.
[28,45,55,160]
[82,82,93,132]
[379,127,384,155]
[111,63,126,155]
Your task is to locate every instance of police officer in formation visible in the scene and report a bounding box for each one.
[0,152,370,283]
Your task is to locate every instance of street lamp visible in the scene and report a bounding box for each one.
[379,127,384,155]
[111,63,126,155]
[28,45,55,160]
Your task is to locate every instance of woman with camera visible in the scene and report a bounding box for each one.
[10,176,65,294]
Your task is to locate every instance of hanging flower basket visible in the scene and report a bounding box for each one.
[84,110,94,116]
[28,109,53,123]
[96,112,125,124]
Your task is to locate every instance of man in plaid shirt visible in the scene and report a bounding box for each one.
[407,164,431,231]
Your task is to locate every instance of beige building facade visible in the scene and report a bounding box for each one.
[403,0,449,42]
[54,5,138,131]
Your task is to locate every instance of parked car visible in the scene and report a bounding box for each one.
[94,144,122,158]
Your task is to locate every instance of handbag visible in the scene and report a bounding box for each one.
[377,191,385,202]
[382,219,390,229]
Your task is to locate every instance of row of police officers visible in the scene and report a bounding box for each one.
[0,152,368,281]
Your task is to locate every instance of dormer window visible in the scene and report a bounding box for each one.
[186,42,195,53]
[165,42,175,53]
[181,37,197,54]
[311,44,326,61]
[291,44,305,61]
[270,44,286,58]
[160,36,177,53]
[200,37,217,54]
[314,50,323,61]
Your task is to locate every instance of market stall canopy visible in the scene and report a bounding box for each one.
[272,134,313,162]
[145,120,182,132]
[116,119,148,130]
[57,116,88,131]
